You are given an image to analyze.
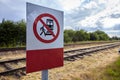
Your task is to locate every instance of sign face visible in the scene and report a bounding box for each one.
[33,13,60,43]
[26,3,63,73]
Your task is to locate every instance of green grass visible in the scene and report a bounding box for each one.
[100,56,120,80]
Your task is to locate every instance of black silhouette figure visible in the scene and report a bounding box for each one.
[40,19,54,36]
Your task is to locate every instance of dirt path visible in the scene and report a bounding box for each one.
[20,46,120,80]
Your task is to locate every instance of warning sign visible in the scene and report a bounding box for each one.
[26,3,63,73]
[33,13,60,43]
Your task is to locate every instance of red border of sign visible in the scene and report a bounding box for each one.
[33,13,60,43]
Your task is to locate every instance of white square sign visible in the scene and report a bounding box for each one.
[26,2,63,73]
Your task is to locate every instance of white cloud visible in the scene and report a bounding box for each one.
[58,0,82,11]
[98,0,107,4]
[78,0,120,28]
[101,18,120,28]
[79,15,98,28]
[83,1,98,9]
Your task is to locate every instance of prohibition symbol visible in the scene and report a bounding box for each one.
[33,13,60,43]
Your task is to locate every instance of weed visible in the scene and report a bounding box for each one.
[100,56,120,80]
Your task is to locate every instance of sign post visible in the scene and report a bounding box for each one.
[26,2,63,80]
[42,70,48,80]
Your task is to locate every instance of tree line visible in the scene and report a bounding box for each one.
[0,19,26,47]
[0,19,119,47]
[64,29,120,43]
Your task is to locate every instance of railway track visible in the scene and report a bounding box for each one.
[0,57,26,77]
[64,42,120,61]
[0,42,120,77]
[0,41,117,52]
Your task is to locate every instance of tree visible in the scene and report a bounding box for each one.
[16,19,26,45]
[0,19,15,46]
[0,19,26,47]
[64,32,71,43]
[73,30,89,42]
[89,32,99,41]
[111,36,120,40]
[64,29,75,43]
[94,30,109,41]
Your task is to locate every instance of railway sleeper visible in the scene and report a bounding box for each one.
[65,57,76,61]
[86,54,92,56]
[15,70,26,78]
[67,58,75,61]
[20,71,26,75]
[3,63,13,70]
[69,55,82,61]
[75,55,84,58]
[15,72,22,78]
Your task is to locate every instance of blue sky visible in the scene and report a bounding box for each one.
[0,0,120,37]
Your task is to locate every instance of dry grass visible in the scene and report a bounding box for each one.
[0,50,25,61]
[20,46,120,80]
[65,44,100,51]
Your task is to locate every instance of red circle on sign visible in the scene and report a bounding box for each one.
[33,13,60,43]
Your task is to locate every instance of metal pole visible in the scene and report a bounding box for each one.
[42,70,48,80]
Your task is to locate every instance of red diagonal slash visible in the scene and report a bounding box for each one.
[33,13,60,43]
[39,18,55,37]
